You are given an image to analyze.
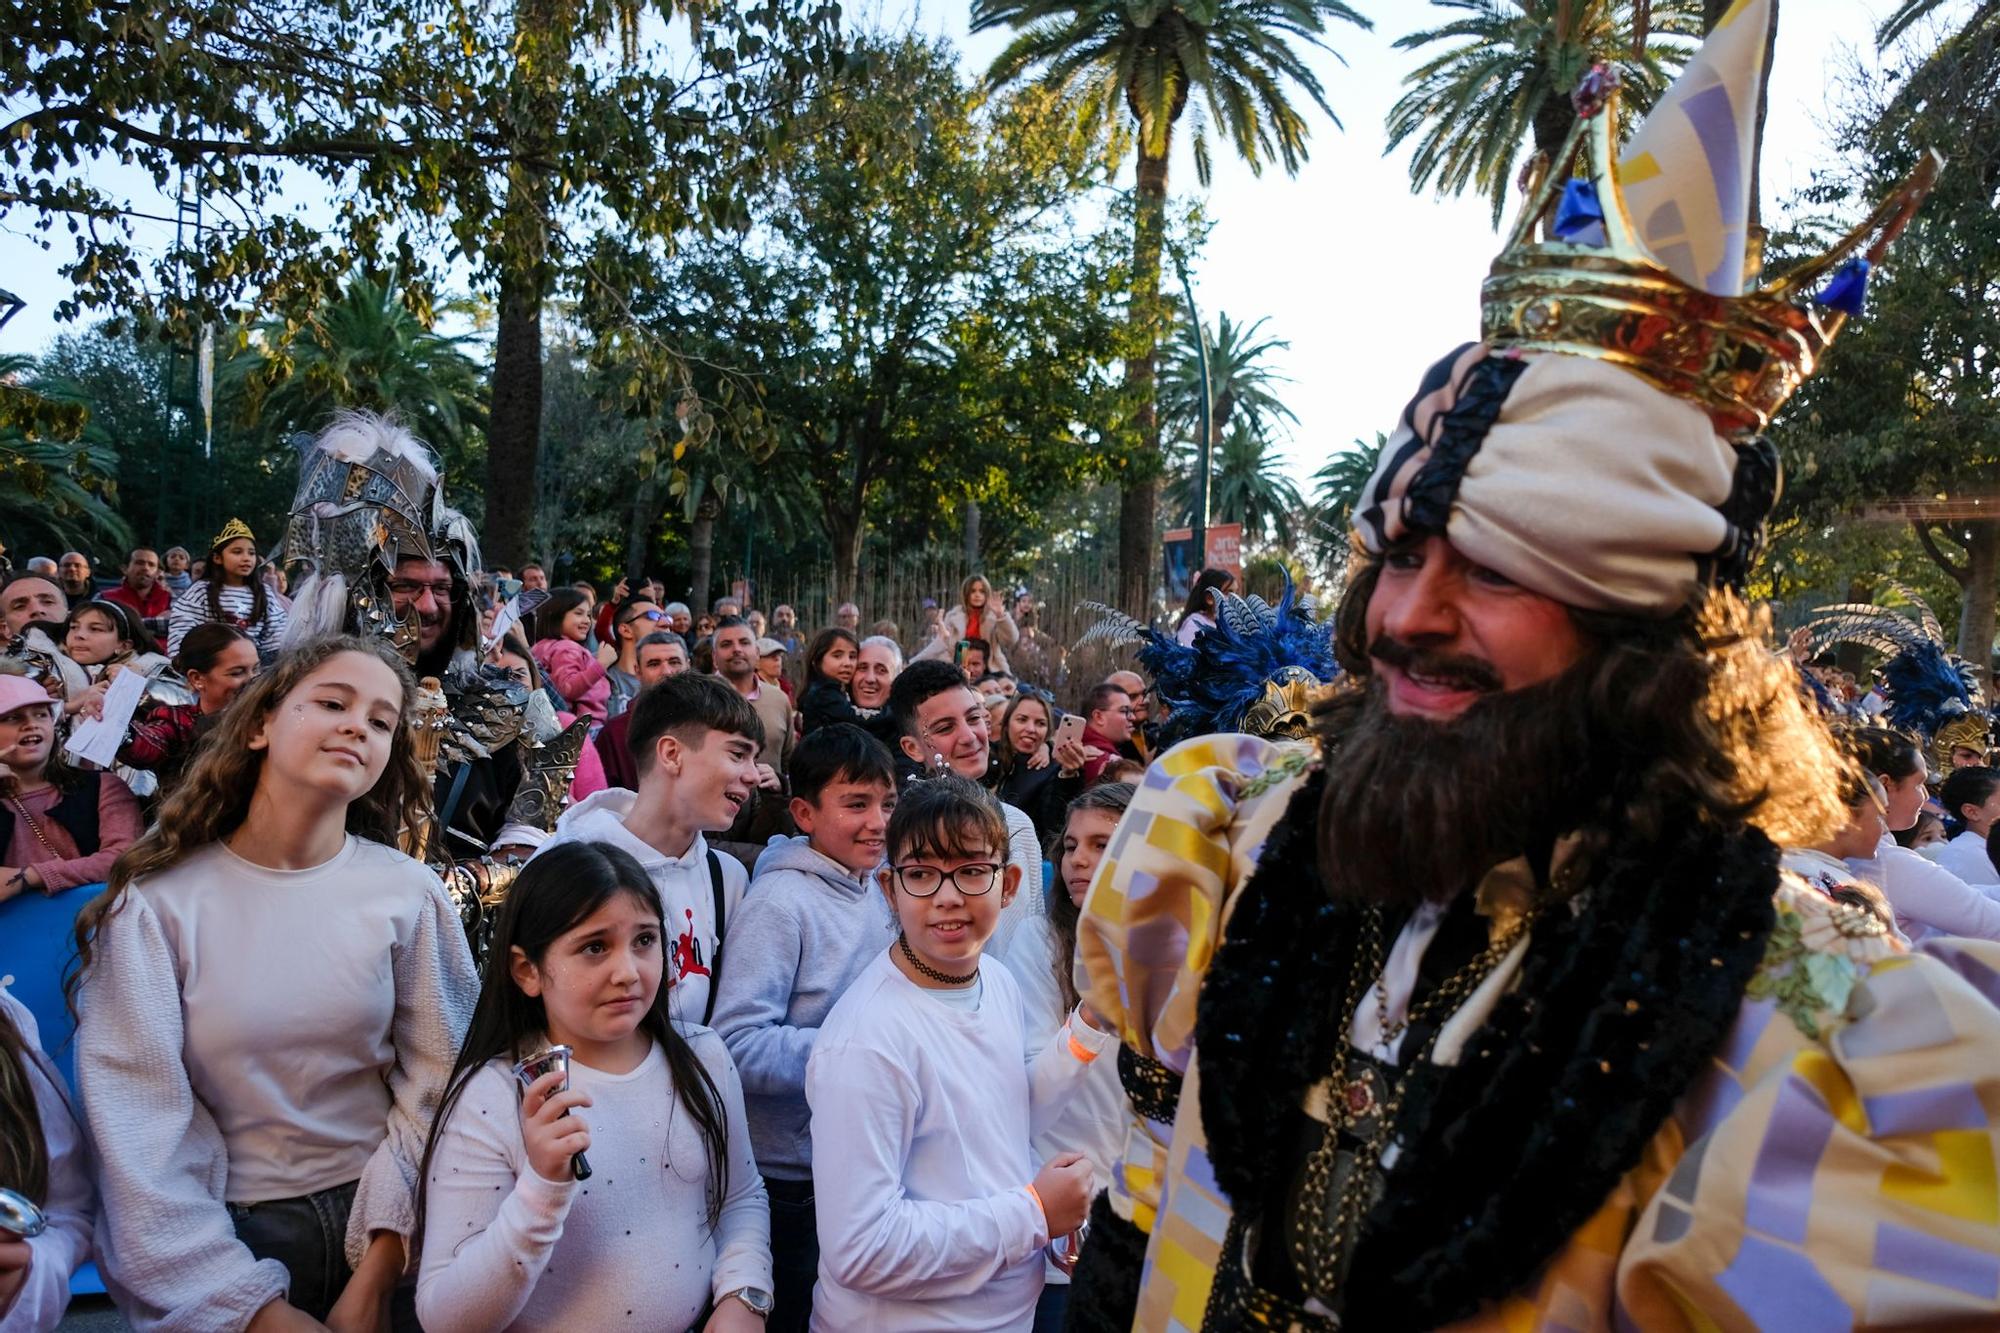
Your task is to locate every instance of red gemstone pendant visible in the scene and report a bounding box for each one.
[1344,1078,1374,1118]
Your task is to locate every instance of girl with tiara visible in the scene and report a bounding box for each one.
[166,518,289,661]
[73,636,477,1330]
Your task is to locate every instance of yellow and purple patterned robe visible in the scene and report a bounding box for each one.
[1077,734,2000,1330]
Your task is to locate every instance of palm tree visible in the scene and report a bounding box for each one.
[973,0,1371,615]
[231,272,488,459]
[1169,422,1307,549]
[0,354,135,555]
[1160,311,1299,459]
[1878,0,1997,46]
[227,273,489,527]
[1385,0,1704,227]
[1307,430,1384,565]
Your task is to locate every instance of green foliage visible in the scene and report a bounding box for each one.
[1159,311,1298,450]
[1386,0,1704,227]
[581,35,1136,596]
[2,0,842,334]
[1167,423,1306,548]
[223,271,490,522]
[0,354,134,557]
[1768,17,2000,657]
[971,0,1372,181]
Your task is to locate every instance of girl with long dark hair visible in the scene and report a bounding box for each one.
[415,840,770,1331]
[990,692,1087,841]
[1174,568,1234,646]
[63,600,166,680]
[165,518,288,660]
[0,986,96,1329]
[1841,729,2000,942]
[73,636,477,1331]
[530,589,610,724]
[798,627,862,737]
[0,675,141,904]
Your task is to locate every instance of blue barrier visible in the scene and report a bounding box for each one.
[0,880,109,1299]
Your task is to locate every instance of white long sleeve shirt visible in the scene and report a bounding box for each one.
[416,1030,771,1332]
[1854,834,2000,943]
[75,837,477,1330]
[0,989,95,1333]
[805,948,1110,1332]
[1921,829,2000,887]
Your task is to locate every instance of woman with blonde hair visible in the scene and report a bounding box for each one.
[913,574,1017,674]
[73,635,477,1331]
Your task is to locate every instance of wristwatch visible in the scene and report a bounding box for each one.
[723,1287,773,1318]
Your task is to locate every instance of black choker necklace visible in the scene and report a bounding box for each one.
[898,932,980,986]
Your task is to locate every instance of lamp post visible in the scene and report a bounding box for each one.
[1171,250,1213,570]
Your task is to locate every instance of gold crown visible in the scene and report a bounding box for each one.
[210,516,256,551]
[1481,84,1941,438]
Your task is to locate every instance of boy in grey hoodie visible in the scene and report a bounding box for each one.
[711,723,899,1333]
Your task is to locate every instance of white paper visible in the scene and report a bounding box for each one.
[64,666,149,769]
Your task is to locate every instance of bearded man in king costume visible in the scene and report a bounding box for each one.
[1064,4,2000,1329]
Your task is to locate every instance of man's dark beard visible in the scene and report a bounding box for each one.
[1316,649,1603,909]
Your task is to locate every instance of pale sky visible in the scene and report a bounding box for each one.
[1,0,1911,498]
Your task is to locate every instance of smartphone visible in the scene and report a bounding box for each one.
[1053,713,1087,753]
[0,1187,45,1240]
[512,1046,592,1180]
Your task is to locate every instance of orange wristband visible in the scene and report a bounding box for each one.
[1025,1182,1046,1225]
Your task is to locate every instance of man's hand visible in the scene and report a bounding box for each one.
[753,763,782,792]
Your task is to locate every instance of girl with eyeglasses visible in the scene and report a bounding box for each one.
[805,775,1110,1331]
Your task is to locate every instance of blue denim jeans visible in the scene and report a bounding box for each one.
[228,1179,420,1328]
[766,1175,818,1333]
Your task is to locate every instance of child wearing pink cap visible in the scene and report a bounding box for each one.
[0,674,141,902]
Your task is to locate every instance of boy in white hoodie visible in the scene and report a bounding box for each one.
[538,673,763,1028]
[712,723,901,1332]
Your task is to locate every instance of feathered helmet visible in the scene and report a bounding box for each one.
[1080,574,1338,744]
[280,410,464,663]
[1805,585,1989,771]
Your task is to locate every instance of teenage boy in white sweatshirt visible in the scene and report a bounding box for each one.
[712,723,901,1332]
[539,673,762,1028]
[805,774,1107,1332]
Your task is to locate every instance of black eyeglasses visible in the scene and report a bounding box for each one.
[891,862,1002,897]
[388,579,455,601]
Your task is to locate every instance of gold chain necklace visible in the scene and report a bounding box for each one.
[897,932,980,986]
[1288,902,1540,1305]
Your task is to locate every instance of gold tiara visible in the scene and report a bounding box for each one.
[211,516,255,551]
[1481,82,1941,439]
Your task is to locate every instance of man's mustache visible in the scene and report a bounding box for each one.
[1368,635,1504,695]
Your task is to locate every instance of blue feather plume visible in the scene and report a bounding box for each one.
[1879,637,1980,738]
[1136,573,1338,743]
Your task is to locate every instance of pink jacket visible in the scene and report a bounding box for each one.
[557,710,608,803]
[532,637,609,722]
